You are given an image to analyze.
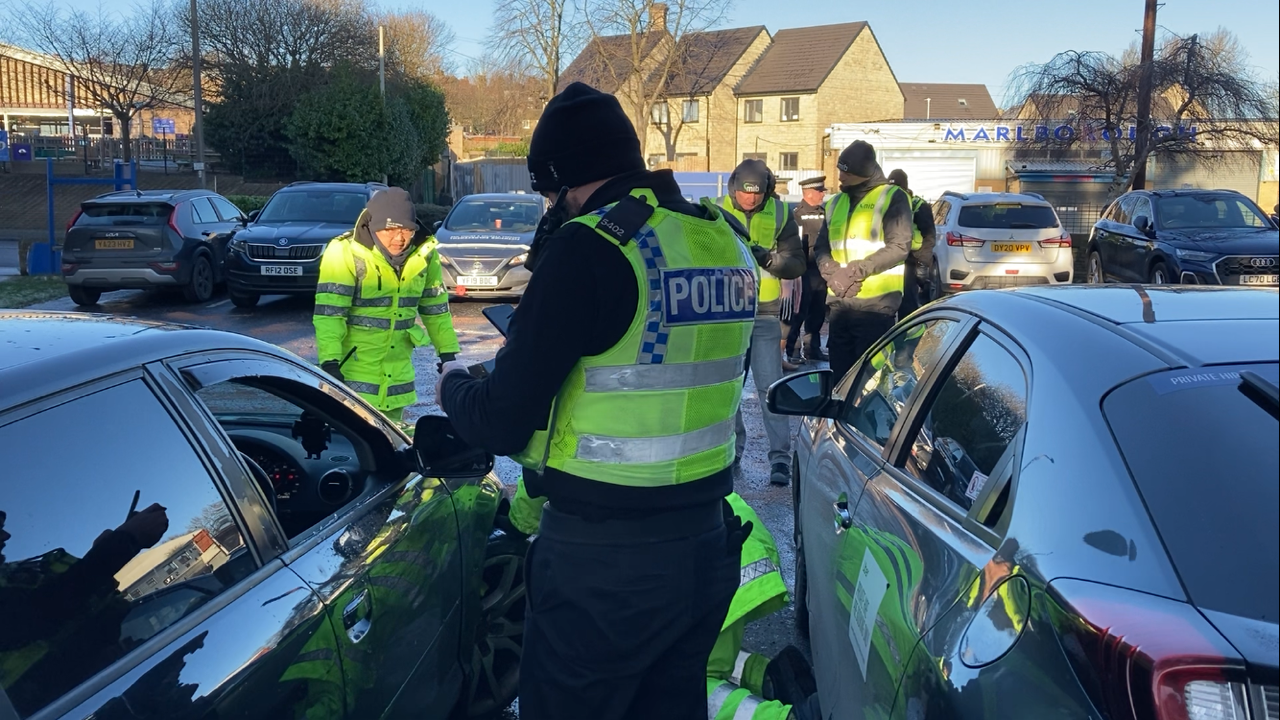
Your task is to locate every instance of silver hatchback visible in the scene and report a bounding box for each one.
[931,192,1073,297]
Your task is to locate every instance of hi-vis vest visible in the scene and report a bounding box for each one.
[511,189,758,485]
[725,493,788,630]
[825,185,906,299]
[909,195,926,251]
[707,678,793,720]
[719,196,788,303]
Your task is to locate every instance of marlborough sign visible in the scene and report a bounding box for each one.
[940,123,1199,143]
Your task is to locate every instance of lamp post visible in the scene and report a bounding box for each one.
[191,0,207,187]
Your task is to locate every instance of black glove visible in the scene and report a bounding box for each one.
[750,243,772,268]
[320,360,344,383]
[722,499,753,557]
[436,353,457,373]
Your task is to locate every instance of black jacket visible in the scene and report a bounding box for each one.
[439,170,734,520]
[907,194,937,276]
[814,167,913,315]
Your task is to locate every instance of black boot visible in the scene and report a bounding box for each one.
[806,345,829,362]
[762,645,818,707]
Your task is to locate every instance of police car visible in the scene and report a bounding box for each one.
[433,193,544,299]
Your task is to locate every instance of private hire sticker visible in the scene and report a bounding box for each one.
[965,471,989,501]
[848,548,890,681]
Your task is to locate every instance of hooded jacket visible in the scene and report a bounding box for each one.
[813,166,914,315]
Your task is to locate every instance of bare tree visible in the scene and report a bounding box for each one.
[648,29,736,161]
[444,60,544,138]
[17,0,186,161]
[1007,28,1278,200]
[378,9,456,81]
[487,0,582,102]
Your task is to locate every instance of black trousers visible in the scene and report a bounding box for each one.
[519,502,739,720]
[827,303,896,383]
[785,272,828,354]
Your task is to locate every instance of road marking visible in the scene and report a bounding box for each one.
[206,299,230,308]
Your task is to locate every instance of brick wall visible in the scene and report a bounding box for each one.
[735,93,823,172]
[817,29,904,179]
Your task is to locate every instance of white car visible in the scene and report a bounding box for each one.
[930,191,1074,297]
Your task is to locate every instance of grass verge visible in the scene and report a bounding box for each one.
[0,276,69,309]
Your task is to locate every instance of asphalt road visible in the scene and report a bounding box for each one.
[32,288,814,714]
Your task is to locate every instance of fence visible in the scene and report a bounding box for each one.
[450,158,533,199]
[1051,203,1106,237]
[0,133,218,169]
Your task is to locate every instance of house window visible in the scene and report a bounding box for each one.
[743,100,763,124]
[682,99,700,123]
[781,97,800,122]
[650,102,670,126]
[742,153,767,162]
[779,152,799,171]
[958,98,968,107]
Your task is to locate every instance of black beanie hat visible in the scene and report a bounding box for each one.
[527,82,645,192]
[837,140,877,181]
[730,158,771,194]
[364,187,418,232]
[887,169,909,189]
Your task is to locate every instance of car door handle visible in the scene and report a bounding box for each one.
[833,500,853,531]
[343,588,372,643]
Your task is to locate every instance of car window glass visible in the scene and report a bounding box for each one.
[210,197,244,223]
[933,201,949,226]
[0,380,251,719]
[1114,197,1135,225]
[195,379,375,542]
[1156,194,1271,229]
[1130,197,1153,223]
[838,320,958,448]
[442,200,544,236]
[903,333,1027,513]
[77,203,170,227]
[191,198,219,225]
[957,203,1059,229]
[257,191,367,226]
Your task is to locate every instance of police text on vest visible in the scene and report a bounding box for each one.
[661,268,758,326]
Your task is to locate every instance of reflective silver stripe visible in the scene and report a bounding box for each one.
[398,296,419,307]
[420,303,449,316]
[730,650,751,685]
[348,315,391,330]
[352,296,394,307]
[708,682,736,719]
[576,417,733,464]
[353,256,368,302]
[869,186,894,244]
[422,285,446,297]
[346,380,380,394]
[731,695,761,720]
[740,557,779,587]
[386,382,416,397]
[583,356,744,393]
[314,304,348,317]
[316,282,354,296]
[394,318,417,331]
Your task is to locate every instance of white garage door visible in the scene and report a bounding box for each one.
[880,155,977,203]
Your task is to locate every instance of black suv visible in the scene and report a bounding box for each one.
[0,312,524,719]
[224,182,385,308]
[61,190,247,306]
[1086,188,1279,286]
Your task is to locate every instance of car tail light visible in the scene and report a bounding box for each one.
[947,231,985,247]
[149,261,179,272]
[66,210,83,232]
[1039,232,1073,248]
[169,204,182,235]
[1048,579,1250,720]
[61,263,79,274]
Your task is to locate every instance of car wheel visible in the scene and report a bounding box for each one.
[929,264,942,301]
[183,254,215,303]
[1150,262,1171,285]
[454,531,526,718]
[68,285,102,307]
[1087,251,1106,284]
[229,289,260,308]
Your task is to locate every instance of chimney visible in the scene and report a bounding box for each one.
[649,3,668,32]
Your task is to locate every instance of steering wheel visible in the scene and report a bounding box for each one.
[240,452,278,516]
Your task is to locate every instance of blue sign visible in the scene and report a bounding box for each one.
[152,117,176,135]
[0,130,8,162]
[662,267,757,326]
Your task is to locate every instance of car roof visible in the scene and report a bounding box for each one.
[0,312,296,413]
[946,192,1051,206]
[1126,188,1248,198]
[274,182,385,194]
[87,189,214,204]
[456,193,541,202]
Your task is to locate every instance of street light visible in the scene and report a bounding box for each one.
[191,0,207,187]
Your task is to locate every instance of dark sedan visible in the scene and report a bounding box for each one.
[1086,188,1279,286]
[225,182,386,308]
[0,312,524,719]
[434,194,544,299]
[770,286,1278,720]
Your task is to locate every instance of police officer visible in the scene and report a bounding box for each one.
[785,176,830,365]
[313,187,460,423]
[717,159,805,486]
[886,169,936,319]
[435,82,751,720]
[814,140,913,382]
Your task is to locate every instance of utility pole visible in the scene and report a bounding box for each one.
[191,0,206,188]
[379,25,387,185]
[1131,0,1158,190]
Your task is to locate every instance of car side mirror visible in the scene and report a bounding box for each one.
[247,209,261,223]
[412,414,494,478]
[432,220,443,232]
[1133,215,1154,236]
[766,369,839,418]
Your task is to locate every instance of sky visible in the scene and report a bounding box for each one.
[404,0,1279,107]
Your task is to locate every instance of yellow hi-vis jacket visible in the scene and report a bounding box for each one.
[825,185,907,300]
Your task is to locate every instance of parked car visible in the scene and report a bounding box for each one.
[0,312,524,719]
[1085,188,1279,286]
[769,286,1278,720]
[60,190,247,306]
[929,191,1074,298]
[433,193,544,299]
[225,182,386,308]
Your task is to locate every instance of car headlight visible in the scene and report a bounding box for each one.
[1174,248,1216,262]
[438,255,451,266]
[228,235,246,252]
[510,253,528,266]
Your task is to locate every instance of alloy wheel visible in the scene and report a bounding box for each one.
[461,547,525,717]
[1088,254,1103,284]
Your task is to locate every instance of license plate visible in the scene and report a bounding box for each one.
[991,243,1033,253]
[1240,274,1278,286]
[94,239,134,250]
[260,265,303,276]
[456,276,498,287]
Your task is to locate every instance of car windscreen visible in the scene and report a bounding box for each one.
[1103,362,1279,622]
[78,202,172,226]
[256,191,367,225]
[957,203,1060,230]
[443,200,543,235]
[1157,194,1272,230]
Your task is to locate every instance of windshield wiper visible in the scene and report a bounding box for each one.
[1239,371,1280,420]
[1008,222,1041,229]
